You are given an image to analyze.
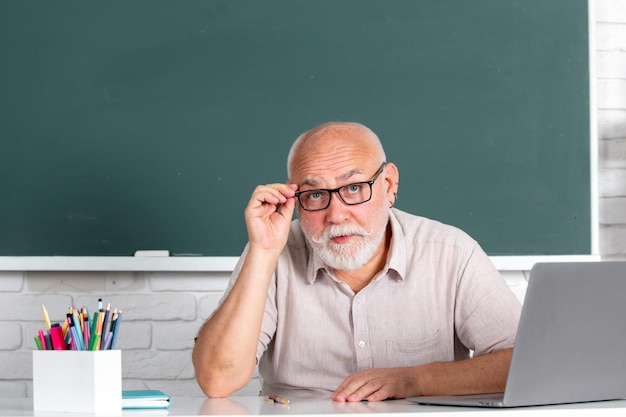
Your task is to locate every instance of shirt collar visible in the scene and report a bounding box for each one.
[386,208,407,281]
[307,240,326,284]
[305,208,407,284]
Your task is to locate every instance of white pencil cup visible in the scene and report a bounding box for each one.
[33,350,122,414]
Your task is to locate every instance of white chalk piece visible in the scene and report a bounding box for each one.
[134,250,170,257]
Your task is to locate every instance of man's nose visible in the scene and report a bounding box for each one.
[324,191,349,222]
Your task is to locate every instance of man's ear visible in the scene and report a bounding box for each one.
[384,162,399,206]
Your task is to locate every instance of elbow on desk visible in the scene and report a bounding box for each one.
[192,337,256,397]
[197,381,232,399]
[195,369,253,398]
[193,355,256,398]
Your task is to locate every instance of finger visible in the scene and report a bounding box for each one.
[361,385,392,402]
[350,379,389,402]
[262,183,298,201]
[276,194,296,219]
[248,184,294,209]
[333,373,393,403]
[332,375,365,402]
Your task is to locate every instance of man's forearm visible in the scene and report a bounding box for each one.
[192,248,279,397]
[332,348,513,402]
[411,348,513,397]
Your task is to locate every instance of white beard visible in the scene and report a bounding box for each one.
[303,215,388,271]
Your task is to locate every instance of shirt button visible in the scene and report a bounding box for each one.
[358,341,366,348]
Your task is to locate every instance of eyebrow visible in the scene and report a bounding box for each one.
[300,168,364,188]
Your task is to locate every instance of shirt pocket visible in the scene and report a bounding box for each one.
[385,329,444,367]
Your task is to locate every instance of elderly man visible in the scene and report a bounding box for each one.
[193,121,521,402]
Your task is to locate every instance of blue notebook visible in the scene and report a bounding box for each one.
[122,390,171,409]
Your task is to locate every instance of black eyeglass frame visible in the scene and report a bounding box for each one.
[294,162,387,211]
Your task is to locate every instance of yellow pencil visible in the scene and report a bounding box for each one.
[42,304,52,330]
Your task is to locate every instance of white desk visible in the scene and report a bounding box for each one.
[2,396,626,417]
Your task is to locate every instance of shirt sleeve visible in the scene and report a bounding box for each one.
[454,243,522,356]
[257,272,278,361]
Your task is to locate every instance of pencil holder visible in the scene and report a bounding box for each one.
[33,350,122,414]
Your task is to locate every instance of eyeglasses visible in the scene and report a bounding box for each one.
[295,162,386,211]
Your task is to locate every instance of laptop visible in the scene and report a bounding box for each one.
[409,261,626,408]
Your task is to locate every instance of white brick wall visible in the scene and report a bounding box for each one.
[597,0,626,259]
[1,0,624,398]
[0,271,261,398]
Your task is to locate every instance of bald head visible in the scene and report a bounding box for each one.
[287,122,386,180]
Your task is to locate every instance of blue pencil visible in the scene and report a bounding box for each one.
[110,310,122,349]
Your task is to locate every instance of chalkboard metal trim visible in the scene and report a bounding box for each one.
[492,255,600,271]
[0,255,600,272]
[588,0,600,258]
[0,256,238,272]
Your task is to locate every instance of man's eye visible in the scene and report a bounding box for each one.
[346,184,361,194]
[307,192,323,200]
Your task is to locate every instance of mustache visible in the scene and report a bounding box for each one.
[311,224,372,244]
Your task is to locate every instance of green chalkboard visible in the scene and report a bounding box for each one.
[0,0,590,257]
